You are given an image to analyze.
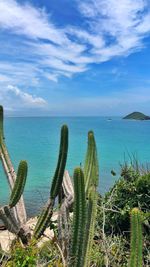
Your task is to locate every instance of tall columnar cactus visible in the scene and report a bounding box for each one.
[33,124,68,239]
[69,131,99,267]
[83,131,99,267]
[69,167,86,267]
[129,208,143,267]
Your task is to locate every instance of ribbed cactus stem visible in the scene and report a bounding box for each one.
[83,189,98,267]
[9,161,28,208]
[50,124,68,198]
[129,208,143,267]
[84,131,99,196]
[83,131,99,267]
[33,125,68,239]
[69,167,86,267]
[33,199,54,239]
[0,105,4,141]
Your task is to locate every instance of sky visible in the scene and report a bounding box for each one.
[0,0,150,116]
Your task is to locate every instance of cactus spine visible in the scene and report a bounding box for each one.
[9,161,28,208]
[129,208,143,267]
[69,167,86,267]
[33,124,68,239]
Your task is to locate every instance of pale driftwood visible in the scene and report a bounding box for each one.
[58,171,74,256]
[0,215,56,252]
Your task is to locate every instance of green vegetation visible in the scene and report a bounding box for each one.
[0,105,149,266]
[123,111,150,120]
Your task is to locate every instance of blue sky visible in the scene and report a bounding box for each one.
[0,0,150,116]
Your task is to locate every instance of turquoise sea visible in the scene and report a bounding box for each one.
[0,117,150,217]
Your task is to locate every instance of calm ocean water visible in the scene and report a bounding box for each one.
[0,117,150,217]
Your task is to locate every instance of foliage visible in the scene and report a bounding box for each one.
[90,235,129,267]
[95,166,150,266]
[5,241,38,267]
[97,167,150,234]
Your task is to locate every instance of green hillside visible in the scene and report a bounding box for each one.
[123,111,150,120]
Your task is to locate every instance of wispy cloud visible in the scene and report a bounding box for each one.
[77,0,150,60]
[0,0,150,114]
[0,0,150,85]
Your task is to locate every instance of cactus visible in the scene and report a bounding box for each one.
[69,167,86,267]
[84,131,99,195]
[33,199,54,239]
[68,131,99,267]
[33,124,69,239]
[83,131,99,267]
[129,208,143,267]
[50,125,68,199]
[0,106,27,224]
[0,160,28,242]
[9,161,28,208]
[0,105,4,141]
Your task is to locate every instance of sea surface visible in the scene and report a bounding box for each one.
[0,117,150,217]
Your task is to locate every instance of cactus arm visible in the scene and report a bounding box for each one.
[33,199,54,239]
[9,161,28,208]
[0,105,4,140]
[50,125,68,198]
[84,131,99,196]
[34,125,68,239]
[129,208,143,267]
[0,106,27,224]
[69,167,86,267]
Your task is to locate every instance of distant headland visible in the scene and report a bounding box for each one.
[123,111,150,120]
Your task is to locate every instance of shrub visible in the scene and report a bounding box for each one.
[97,168,150,234]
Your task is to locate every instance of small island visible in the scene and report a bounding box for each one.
[123,111,150,120]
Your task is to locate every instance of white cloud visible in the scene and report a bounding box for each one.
[0,85,47,110]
